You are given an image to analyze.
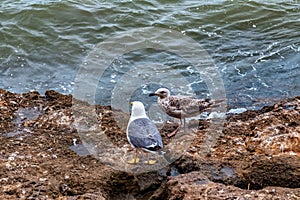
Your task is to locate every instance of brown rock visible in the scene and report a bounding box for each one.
[0,89,299,199]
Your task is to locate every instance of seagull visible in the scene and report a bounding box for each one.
[149,88,224,137]
[126,101,163,164]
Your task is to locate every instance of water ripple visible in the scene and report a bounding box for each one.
[0,0,299,108]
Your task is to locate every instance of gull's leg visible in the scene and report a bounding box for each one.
[144,153,157,165]
[127,149,140,164]
[167,118,182,137]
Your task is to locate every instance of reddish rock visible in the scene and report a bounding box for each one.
[0,89,299,199]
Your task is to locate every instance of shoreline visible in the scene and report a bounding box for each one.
[0,88,299,199]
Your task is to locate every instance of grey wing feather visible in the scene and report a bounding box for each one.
[127,118,163,151]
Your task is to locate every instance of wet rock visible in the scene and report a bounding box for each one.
[0,89,299,199]
[149,172,300,200]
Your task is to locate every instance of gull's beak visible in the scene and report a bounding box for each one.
[149,93,157,97]
[130,102,134,106]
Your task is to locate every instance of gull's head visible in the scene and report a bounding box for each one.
[130,101,147,118]
[149,88,170,99]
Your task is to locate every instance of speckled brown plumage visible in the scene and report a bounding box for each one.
[150,88,221,119]
[149,88,224,137]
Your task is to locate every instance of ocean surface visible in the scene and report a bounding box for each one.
[1,0,299,109]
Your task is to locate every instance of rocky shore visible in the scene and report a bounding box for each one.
[0,89,299,199]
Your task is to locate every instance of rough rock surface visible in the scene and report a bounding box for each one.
[0,89,299,199]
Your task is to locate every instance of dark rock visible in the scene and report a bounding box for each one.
[0,89,299,199]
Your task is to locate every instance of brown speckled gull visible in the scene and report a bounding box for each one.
[149,88,224,137]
